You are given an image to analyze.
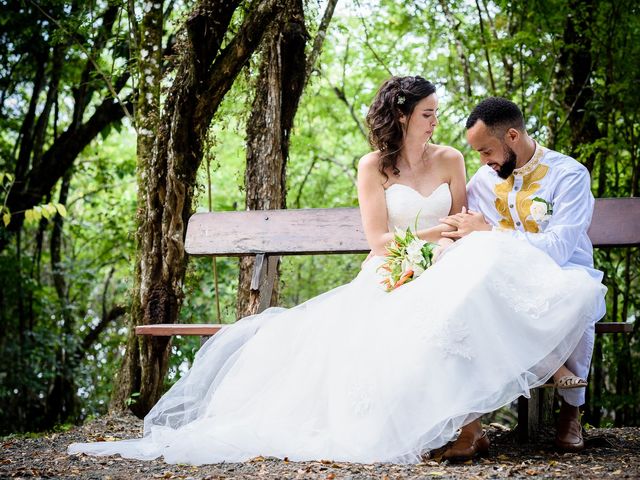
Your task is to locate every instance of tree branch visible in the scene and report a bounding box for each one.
[305,0,338,83]
[196,0,286,130]
[29,0,134,126]
[5,92,134,231]
[437,0,472,97]
[475,0,496,94]
[333,86,367,140]
[78,266,127,354]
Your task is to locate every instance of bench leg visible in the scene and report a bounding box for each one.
[246,254,281,316]
[517,388,555,442]
[257,255,280,314]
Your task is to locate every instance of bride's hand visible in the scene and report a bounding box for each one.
[432,238,454,263]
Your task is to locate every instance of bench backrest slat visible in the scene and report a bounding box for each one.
[184,197,640,256]
[587,198,640,247]
[185,208,369,256]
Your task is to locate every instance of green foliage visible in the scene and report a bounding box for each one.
[0,128,136,433]
[1,169,67,227]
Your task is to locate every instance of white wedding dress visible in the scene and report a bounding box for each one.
[69,183,605,464]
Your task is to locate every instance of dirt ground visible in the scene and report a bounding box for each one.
[1,413,639,479]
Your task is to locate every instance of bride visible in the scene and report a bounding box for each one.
[69,76,605,465]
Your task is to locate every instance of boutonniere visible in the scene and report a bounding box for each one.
[530,197,553,223]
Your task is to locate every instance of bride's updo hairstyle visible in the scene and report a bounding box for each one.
[366,75,436,179]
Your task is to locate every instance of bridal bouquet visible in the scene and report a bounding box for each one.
[377,227,436,292]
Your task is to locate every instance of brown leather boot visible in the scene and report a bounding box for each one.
[555,403,584,452]
[442,429,490,462]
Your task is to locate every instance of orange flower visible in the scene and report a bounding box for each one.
[393,269,414,289]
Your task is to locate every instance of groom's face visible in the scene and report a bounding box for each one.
[466,121,516,178]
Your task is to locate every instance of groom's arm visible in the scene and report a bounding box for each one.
[441,165,595,267]
[493,167,594,265]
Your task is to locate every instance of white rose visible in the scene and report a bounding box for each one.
[401,259,412,274]
[530,201,549,222]
[411,263,425,277]
[409,253,424,267]
[406,237,426,257]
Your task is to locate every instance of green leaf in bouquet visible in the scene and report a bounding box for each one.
[413,210,422,233]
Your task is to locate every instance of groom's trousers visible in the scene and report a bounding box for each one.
[558,295,606,407]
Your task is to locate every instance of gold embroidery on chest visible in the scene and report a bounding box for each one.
[494,177,514,230]
[494,163,549,233]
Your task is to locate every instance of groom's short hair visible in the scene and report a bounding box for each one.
[466,97,525,138]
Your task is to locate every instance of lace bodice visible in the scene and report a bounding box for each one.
[385,182,452,231]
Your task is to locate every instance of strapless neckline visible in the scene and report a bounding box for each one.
[384,181,452,231]
[384,182,449,200]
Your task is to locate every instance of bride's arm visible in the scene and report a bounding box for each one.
[357,153,397,256]
[447,148,468,217]
[415,223,456,243]
[426,148,468,258]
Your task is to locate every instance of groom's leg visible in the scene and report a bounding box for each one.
[555,326,594,452]
[555,296,605,452]
[557,325,594,406]
[557,295,605,406]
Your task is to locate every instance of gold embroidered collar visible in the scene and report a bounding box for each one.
[513,142,545,177]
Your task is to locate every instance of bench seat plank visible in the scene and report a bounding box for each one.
[135,324,225,336]
[135,322,633,336]
[594,322,634,334]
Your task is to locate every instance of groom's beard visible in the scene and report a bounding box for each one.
[497,145,517,179]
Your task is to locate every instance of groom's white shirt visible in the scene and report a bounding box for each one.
[466,142,606,406]
[466,142,603,282]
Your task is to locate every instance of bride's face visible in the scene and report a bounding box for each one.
[401,94,439,142]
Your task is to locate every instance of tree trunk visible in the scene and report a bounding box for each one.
[111,0,285,416]
[110,0,165,417]
[558,0,601,170]
[237,1,308,318]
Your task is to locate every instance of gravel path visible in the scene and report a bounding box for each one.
[2,413,639,479]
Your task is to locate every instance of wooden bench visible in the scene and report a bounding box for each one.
[136,197,640,439]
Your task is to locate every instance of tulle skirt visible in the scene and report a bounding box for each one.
[69,231,606,464]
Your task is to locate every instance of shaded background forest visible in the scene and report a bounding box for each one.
[0,0,638,435]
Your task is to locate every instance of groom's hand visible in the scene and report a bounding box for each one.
[439,209,491,239]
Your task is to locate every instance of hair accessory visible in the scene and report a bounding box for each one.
[397,95,406,105]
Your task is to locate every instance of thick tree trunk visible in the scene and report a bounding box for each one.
[558,0,601,171]
[111,0,285,416]
[237,1,308,318]
[110,0,166,417]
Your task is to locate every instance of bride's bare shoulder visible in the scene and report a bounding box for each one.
[429,144,464,164]
[358,151,383,177]
[357,151,389,189]
[358,151,381,170]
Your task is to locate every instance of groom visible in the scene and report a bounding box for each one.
[439,97,606,459]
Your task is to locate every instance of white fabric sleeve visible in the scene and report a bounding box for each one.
[500,167,594,265]
[466,172,481,212]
